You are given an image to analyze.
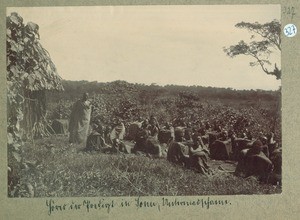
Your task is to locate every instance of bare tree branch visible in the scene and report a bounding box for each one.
[224,20,281,80]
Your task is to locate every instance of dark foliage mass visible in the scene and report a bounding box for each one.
[47,80,281,143]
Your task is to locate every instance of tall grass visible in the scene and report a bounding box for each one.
[15,136,281,197]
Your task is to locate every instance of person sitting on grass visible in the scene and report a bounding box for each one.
[188,133,211,175]
[235,140,273,182]
[167,127,189,167]
[259,136,270,158]
[132,122,150,155]
[108,118,127,153]
[148,115,160,138]
[85,122,109,152]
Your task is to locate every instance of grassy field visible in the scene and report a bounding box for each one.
[13,135,281,197]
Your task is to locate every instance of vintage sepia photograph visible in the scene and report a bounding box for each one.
[7,5,281,198]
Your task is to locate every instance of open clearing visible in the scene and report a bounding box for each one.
[15,136,281,197]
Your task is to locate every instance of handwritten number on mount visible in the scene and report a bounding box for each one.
[283,6,296,20]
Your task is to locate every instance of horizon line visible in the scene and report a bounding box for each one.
[61,79,281,92]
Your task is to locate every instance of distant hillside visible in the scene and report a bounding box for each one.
[47,80,280,103]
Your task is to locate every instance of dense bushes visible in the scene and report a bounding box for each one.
[46,80,281,143]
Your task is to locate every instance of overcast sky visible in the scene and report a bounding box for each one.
[8,5,281,90]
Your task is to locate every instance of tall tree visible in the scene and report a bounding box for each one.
[224,20,281,80]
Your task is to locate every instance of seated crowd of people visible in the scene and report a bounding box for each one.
[81,115,281,184]
[65,94,281,184]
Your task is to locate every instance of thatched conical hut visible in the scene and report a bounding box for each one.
[7,12,63,139]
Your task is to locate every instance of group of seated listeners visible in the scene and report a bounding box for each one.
[82,116,281,184]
